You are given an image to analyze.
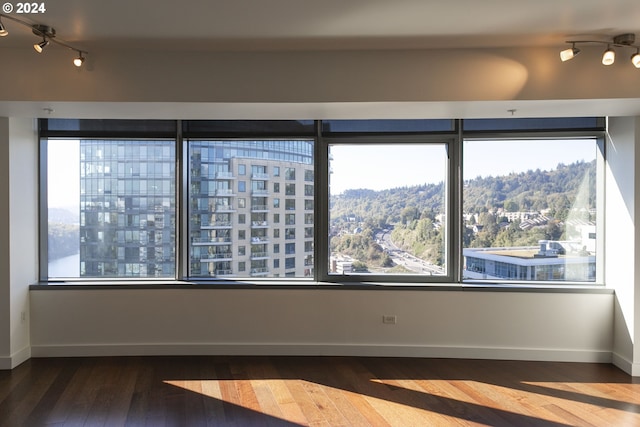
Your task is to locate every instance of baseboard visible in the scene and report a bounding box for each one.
[0,346,31,370]
[30,343,612,364]
[612,352,640,376]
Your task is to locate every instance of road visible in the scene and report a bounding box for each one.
[376,229,445,275]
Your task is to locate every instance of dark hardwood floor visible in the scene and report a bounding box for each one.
[0,356,638,426]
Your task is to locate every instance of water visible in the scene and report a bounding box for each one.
[48,253,80,278]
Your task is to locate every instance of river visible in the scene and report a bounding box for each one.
[48,253,80,278]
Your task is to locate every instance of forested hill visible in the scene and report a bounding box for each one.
[330,160,595,224]
[331,184,444,227]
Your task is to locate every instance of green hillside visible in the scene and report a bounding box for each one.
[330,160,596,267]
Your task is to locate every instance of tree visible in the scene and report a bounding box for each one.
[504,200,519,212]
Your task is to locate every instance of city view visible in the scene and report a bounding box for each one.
[329,139,598,281]
[48,138,598,282]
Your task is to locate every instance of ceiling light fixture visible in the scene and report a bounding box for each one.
[561,33,640,68]
[560,43,580,62]
[0,17,8,37]
[32,24,54,54]
[33,37,49,53]
[0,13,88,66]
[73,51,85,67]
[631,49,640,68]
[602,45,615,65]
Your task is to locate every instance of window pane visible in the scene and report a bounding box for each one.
[43,119,177,135]
[322,119,454,134]
[188,140,314,279]
[329,144,448,277]
[462,139,598,283]
[47,139,176,279]
[182,120,315,136]
[463,117,604,132]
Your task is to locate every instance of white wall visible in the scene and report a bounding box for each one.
[0,118,37,369]
[608,116,640,375]
[30,288,613,362]
[8,118,37,367]
[0,119,10,364]
[0,46,640,108]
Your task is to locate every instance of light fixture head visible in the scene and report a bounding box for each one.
[73,52,85,67]
[0,19,8,37]
[33,38,49,53]
[32,24,55,52]
[560,44,580,62]
[632,51,640,68]
[602,46,615,65]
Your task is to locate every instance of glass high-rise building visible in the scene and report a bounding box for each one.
[79,140,176,277]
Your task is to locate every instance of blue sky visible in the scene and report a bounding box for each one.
[330,139,597,194]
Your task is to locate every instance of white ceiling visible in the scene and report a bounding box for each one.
[2,0,640,52]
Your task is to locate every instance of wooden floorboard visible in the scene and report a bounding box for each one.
[0,356,638,426]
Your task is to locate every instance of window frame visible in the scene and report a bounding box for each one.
[460,131,606,286]
[317,134,460,284]
[40,136,179,282]
[39,118,606,288]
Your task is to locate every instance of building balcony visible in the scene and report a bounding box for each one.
[251,205,269,212]
[251,252,269,260]
[251,189,269,195]
[213,189,235,196]
[214,269,234,277]
[212,205,236,213]
[200,221,233,229]
[252,173,269,180]
[215,172,235,179]
[200,252,233,261]
[251,221,269,228]
[250,237,270,244]
[250,268,270,276]
[192,237,232,245]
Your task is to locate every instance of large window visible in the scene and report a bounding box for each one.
[46,139,176,279]
[462,138,602,283]
[187,139,313,279]
[41,118,605,286]
[328,143,449,278]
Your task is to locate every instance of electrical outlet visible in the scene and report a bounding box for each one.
[382,315,397,324]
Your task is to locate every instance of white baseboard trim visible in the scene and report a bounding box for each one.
[30,343,612,364]
[612,352,640,376]
[0,346,31,370]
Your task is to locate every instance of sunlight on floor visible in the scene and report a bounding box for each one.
[163,376,640,426]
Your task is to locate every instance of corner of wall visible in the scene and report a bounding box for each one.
[607,116,640,374]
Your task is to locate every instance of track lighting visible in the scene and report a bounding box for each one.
[602,46,615,65]
[34,38,49,53]
[561,33,640,68]
[73,52,85,67]
[560,43,580,62]
[632,50,640,68]
[0,13,87,67]
[0,17,7,37]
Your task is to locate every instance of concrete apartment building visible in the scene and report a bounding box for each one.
[189,141,314,278]
[2,1,640,379]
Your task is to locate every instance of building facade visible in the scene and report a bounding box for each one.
[79,139,176,277]
[463,241,596,282]
[188,140,314,278]
[79,139,314,279]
